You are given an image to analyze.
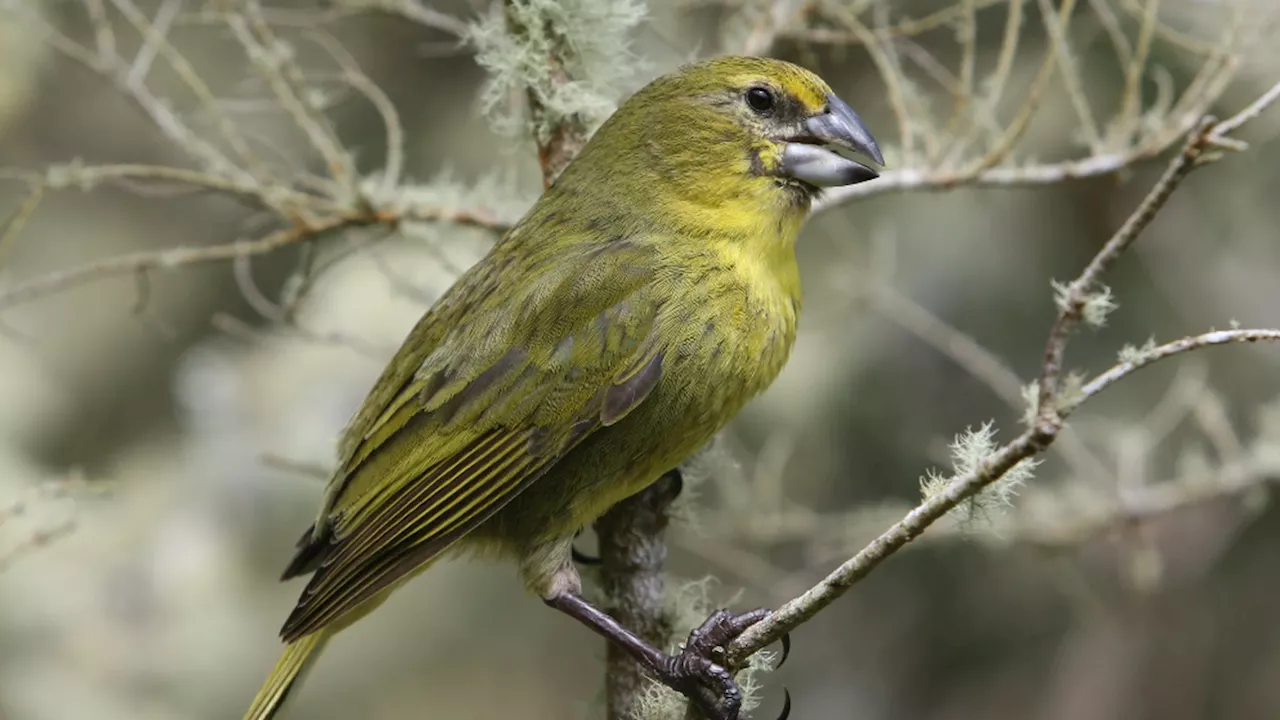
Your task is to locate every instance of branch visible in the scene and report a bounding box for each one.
[721,89,1280,666]
[0,215,360,310]
[499,0,592,185]
[727,324,1280,664]
[1079,329,1280,403]
[802,0,1252,214]
[595,471,682,720]
[739,0,809,56]
[331,0,472,38]
[0,474,92,574]
[813,132,1190,213]
[0,198,506,312]
[223,1,357,189]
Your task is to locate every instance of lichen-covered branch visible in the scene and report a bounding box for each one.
[595,471,682,720]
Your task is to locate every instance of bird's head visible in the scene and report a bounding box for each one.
[554,56,884,233]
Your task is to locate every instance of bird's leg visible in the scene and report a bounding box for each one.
[546,592,769,720]
[538,470,773,719]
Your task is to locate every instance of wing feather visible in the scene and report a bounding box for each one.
[282,429,542,640]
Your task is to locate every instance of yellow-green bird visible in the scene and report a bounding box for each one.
[244,55,881,720]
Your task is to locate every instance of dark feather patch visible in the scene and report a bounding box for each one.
[436,347,528,423]
[602,352,664,425]
[279,431,557,641]
[281,522,333,580]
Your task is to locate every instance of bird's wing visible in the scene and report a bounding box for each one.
[278,238,665,641]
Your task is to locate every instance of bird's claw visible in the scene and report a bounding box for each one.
[777,688,792,720]
[653,608,770,720]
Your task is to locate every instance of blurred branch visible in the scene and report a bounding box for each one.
[871,282,1116,489]
[223,1,357,189]
[0,200,503,311]
[0,1,513,325]
[801,0,1254,213]
[0,474,93,574]
[722,86,1280,668]
[327,0,472,37]
[814,122,1196,211]
[739,0,808,56]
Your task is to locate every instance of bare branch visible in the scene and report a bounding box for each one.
[1078,329,1280,404]
[814,132,1190,212]
[332,0,472,38]
[223,1,357,189]
[0,184,46,266]
[106,0,274,179]
[1035,115,1226,429]
[302,30,406,196]
[739,0,807,56]
[0,214,360,310]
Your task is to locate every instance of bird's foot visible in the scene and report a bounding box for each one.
[650,608,770,720]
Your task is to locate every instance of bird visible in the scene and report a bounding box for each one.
[243,54,882,720]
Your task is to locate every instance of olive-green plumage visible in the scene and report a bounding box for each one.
[244,56,882,719]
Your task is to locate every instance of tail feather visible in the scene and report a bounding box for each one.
[243,631,330,720]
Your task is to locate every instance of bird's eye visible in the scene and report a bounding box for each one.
[746,87,775,114]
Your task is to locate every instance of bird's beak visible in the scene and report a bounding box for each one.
[780,93,884,188]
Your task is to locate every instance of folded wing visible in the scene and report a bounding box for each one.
[278,239,666,641]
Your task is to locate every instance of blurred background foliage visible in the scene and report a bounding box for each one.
[1,1,1279,719]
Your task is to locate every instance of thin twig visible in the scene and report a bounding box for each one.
[814,135,1179,212]
[107,0,273,180]
[334,0,472,38]
[223,1,357,188]
[1077,330,1280,404]
[303,30,406,197]
[0,215,367,310]
[0,185,46,267]
[1113,0,1160,149]
[1036,0,1101,153]
[1034,116,1219,427]
[740,0,805,56]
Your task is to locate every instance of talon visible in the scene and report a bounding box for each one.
[776,688,792,720]
[650,608,775,720]
[777,632,791,669]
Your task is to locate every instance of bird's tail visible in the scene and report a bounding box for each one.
[242,630,330,720]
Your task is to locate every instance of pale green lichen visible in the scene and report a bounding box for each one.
[469,0,646,140]
[1118,336,1159,364]
[1053,280,1118,328]
[921,422,1039,527]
